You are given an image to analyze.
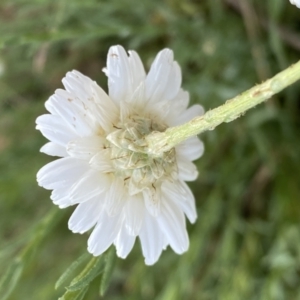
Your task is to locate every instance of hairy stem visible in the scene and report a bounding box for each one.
[146,60,300,156]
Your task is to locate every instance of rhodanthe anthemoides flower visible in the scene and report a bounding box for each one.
[290,0,300,8]
[36,45,204,265]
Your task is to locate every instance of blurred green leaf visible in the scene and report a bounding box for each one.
[55,252,90,290]
[58,285,88,300]
[58,255,104,299]
[67,256,104,292]
[0,259,24,300]
[99,247,116,296]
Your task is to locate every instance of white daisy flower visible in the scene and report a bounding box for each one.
[36,45,204,265]
[290,0,300,8]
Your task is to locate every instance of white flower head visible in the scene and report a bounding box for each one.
[290,0,300,8]
[36,45,204,265]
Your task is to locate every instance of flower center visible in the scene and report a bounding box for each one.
[106,115,177,195]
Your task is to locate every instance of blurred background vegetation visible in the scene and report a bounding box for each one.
[0,0,300,299]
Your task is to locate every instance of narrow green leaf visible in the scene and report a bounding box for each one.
[99,248,116,296]
[0,259,24,300]
[0,231,30,262]
[58,285,89,300]
[55,252,90,290]
[67,256,104,291]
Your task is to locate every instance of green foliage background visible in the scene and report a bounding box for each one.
[0,0,300,299]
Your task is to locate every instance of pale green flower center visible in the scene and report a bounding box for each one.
[106,115,177,194]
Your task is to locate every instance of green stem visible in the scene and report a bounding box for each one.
[145,60,300,155]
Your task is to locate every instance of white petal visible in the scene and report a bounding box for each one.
[162,61,182,101]
[176,195,197,224]
[162,180,197,223]
[38,158,92,209]
[176,136,204,161]
[45,89,96,137]
[105,45,145,104]
[89,150,114,173]
[114,225,136,259]
[63,71,119,132]
[127,50,146,94]
[157,196,189,254]
[51,186,75,208]
[62,72,93,102]
[139,211,165,265]
[87,212,122,256]
[68,169,110,204]
[37,157,89,190]
[104,176,126,216]
[40,142,68,157]
[36,114,78,147]
[68,197,104,234]
[144,52,184,120]
[290,0,300,8]
[124,194,144,236]
[145,49,174,103]
[105,45,131,103]
[146,98,172,121]
[67,136,105,160]
[90,82,119,132]
[165,89,189,126]
[142,186,161,217]
[120,82,146,121]
[173,104,204,126]
[176,154,199,181]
